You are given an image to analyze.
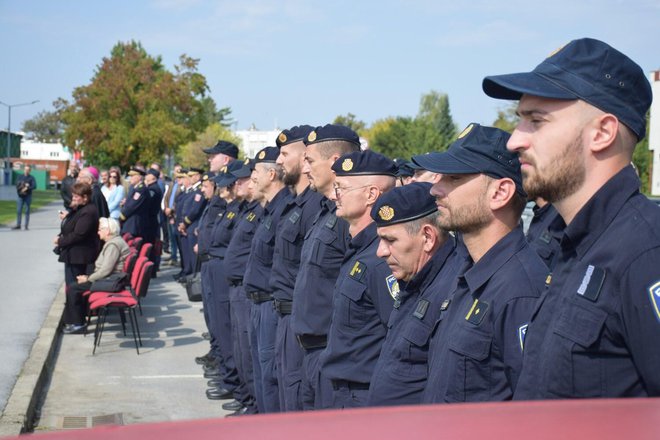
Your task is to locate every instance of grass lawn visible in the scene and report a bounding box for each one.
[0,190,61,226]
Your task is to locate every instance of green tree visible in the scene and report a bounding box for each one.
[180,123,242,169]
[333,113,366,134]
[59,41,220,169]
[633,112,651,194]
[492,103,519,133]
[367,90,457,158]
[21,106,65,142]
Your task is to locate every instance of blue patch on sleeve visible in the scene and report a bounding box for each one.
[518,323,529,352]
[648,281,660,323]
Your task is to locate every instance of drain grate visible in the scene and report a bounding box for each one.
[58,413,124,429]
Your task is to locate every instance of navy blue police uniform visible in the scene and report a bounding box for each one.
[482,38,660,399]
[526,202,564,270]
[224,161,261,414]
[120,168,150,239]
[270,125,323,412]
[411,124,548,403]
[145,169,163,244]
[368,237,463,406]
[180,169,207,278]
[172,171,189,277]
[291,125,361,410]
[317,150,400,409]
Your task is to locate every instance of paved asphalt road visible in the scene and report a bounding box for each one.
[0,187,64,414]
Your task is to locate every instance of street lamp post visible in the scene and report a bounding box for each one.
[0,99,39,185]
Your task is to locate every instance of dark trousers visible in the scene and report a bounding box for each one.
[250,300,280,413]
[331,383,369,409]
[64,280,92,325]
[16,194,32,227]
[301,348,332,410]
[276,314,304,411]
[207,258,240,392]
[64,263,88,289]
[229,284,257,412]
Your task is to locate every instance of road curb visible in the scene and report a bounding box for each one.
[0,283,64,437]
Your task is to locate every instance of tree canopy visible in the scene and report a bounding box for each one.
[21,104,65,142]
[180,123,242,169]
[58,41,221,169]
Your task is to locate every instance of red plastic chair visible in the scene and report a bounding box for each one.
[89,260,155,355]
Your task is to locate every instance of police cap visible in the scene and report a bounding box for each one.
[332,150,397,177]
[304,124,360,147]
[203,140,240,158]
[482,37,652,140]
[276,125,315,147]
[371,182,437,227]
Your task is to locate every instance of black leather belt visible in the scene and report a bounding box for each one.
[331,380,370,391]
[229,279,243,287]
[248,291,273,304]
[296,334,327,350]
[198,254,211,263]
[273,299,292,315]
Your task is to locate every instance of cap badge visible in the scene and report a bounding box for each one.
[278,133,287,144]
[378,205,395,221]
[307,131,317,142]
[342,158,354,172]
[258,151,266,159]
[458,124,474,139]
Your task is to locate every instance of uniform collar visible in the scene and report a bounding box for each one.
[562,165,639,259]
[294,185,319,206]
[463,226,527,294]
[349,221,379,251]
[265,186,291,215]
[406,237,458,295]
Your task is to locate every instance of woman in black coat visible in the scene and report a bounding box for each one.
[54,182,100,289]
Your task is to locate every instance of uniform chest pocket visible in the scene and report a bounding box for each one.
[309,228,338,266]
[339,276,368,329]
[255,229,275,265]
[445,327,493,402]
[279,223,301,261]
[546,298,609,398]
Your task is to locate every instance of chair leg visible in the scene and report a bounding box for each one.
[127,307,140,355]
[132,308,143,346]
[138,300,143,316]
[93,308,107,355]
[118,308,127,336]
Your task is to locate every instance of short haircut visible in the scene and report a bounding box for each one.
[99,217,120,237]
[316,140,360,160]
[71,182,92,199]
[403,210,443,236]
[260,162,285,181]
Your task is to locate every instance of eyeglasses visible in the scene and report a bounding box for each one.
[333,184,370,198]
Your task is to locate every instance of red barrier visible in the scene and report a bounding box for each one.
[15,398,660,440]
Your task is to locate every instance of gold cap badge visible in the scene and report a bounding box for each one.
[258,151,266,159]
[278,133,287,144]
[307,131,317,142]
[378,205,395,221]
[458,124,474,139]
[342,158,354,172]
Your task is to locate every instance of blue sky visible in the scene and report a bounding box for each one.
[1,0,659,136]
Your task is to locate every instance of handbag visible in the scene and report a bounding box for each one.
[186,272,203,302]
[90,272,128,293]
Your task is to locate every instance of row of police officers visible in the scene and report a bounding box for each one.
[171,37,659,416]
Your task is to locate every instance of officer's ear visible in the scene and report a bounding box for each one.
[588,113,619,154]
[420,224,437,252]
[487,176,515,212]
[364,185,380,207]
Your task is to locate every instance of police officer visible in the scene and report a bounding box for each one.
[317,150,397,409]
[271,124,321,411]
[224,160,263,415]
[483,38,660,398]
[243,146,291,413]
[292,124,360,410]
[178,167,206,280]
[120,167,149,239]
[144,169,163,245]
[367,182,462,407]
[526,197,564,270]
[173,169,190,280]
[204,140,239,174]
[417,123,547,403]
[204,162,245,404]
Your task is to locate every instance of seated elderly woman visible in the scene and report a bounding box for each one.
[63,217,131,334]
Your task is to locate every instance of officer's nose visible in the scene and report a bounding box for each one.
[376,239,389,259]
[507,127,530,154]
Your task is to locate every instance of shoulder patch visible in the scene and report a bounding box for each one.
[349,261,366,281]
[246,212,256,222]
[324,214,337,229]
[518,323,529,352]
[465,298,489,326]
[195,193,202,202]
[386,274,400,301]
[263,216,272,230]
[227,211,236,220]
[648,281,660,323]
[288,210,301,224]
[133,192,141,200]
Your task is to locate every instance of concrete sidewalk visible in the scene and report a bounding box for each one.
[0,198,234,435]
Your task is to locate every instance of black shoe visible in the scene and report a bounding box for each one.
[204,369,222,379]
[195,352,215,365]
[222,400,244,411]
[12,225,20,230]
[207,378,225,388]
[203,362,220,373]
[225,407,249,417]
[206,387,233,400]
[62,323,87,334]
[24,226,29,230]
